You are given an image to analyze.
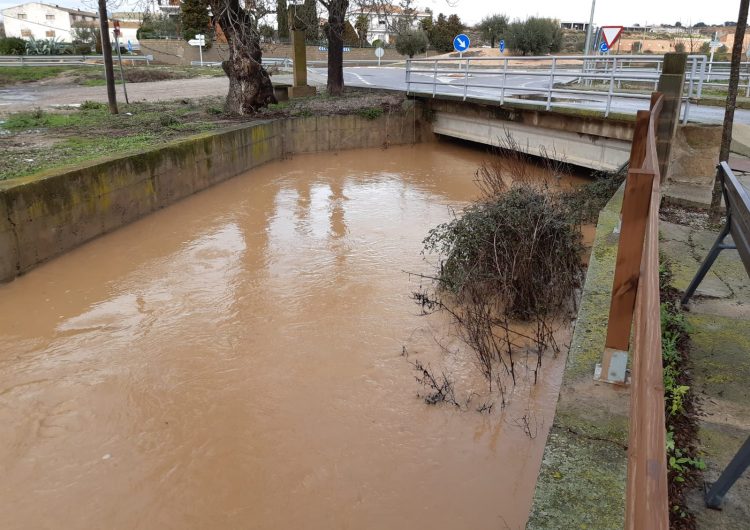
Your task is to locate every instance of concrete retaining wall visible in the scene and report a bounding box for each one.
[0,107,430,282]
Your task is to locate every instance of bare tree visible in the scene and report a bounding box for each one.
[97,0,118,114]
[709,0,749,222]
[319,0,349,95]
[208,0,277,114]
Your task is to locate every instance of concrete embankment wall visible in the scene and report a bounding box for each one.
[527,185,629,529]
[0,107,431,282]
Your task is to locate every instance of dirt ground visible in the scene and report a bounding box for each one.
[0,76,231,115]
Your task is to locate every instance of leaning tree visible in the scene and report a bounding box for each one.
[208,0,277,115]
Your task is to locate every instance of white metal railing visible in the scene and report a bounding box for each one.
[405,54,708,123]
[0,54,154,66]
[703,61,750,98]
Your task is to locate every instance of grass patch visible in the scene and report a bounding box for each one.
[0,97,232,181]
[0,66,73,86]
[357,107,384,120]
[660,260,704,529]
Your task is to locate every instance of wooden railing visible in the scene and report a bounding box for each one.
[602,93,669,529]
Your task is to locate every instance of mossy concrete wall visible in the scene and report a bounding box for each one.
[666,124,722,187]
[527,185,629,529]
[0,107,431,282]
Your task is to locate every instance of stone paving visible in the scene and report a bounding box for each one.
[661,220,750,529]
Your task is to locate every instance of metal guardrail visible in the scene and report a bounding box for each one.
[405,54,706,123]
[0,54,153,66]
[703,61,750,98]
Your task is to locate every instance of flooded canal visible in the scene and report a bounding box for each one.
[0,143,585,529]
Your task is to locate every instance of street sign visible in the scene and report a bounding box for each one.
[709,40,722,49]
[499,39,505,53]
[188,34,206,66]
[600,41,609,53]
[319,46,327,51]
[600,26,623,48]
[188,34,206,46]
[375,46,384,66]
[453,33,470,53]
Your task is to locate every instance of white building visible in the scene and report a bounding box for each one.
[1,3,99,42]
[350,4,431,45]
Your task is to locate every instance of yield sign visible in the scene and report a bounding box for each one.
[600,26,624,48]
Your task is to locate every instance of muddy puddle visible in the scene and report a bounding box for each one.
[0,142,590,529]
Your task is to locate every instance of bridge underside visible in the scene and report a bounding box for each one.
[420,96,635,172]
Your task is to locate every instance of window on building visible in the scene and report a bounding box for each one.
[378,19,386,26]
[46,30,55,37]
[46,14,55,20]
[21,29,32,37]
[18,13,27,20]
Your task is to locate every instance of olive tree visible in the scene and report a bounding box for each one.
[395,29,428,58]
[505,17,562,56]
[208,0,277,114]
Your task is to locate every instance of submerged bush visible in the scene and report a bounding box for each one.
[424,177,585,319]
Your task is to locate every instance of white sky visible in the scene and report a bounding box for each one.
[0,0,743,27]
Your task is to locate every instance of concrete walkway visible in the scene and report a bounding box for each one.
[662,221,750,529]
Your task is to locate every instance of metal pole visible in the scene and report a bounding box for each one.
[583,0,597,61]
[501,57,507,104]
[432,59,437,97]
[199,43,203,66]
[114,31,129,105]
[705,435,750,509]
[463,58,469,100]
[606,57,616,116]
[547,57,556,111]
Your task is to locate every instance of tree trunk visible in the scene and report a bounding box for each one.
[709,0,749,223]
[210,0,277,116]
[97,0,118,114]
[322,0,349,96]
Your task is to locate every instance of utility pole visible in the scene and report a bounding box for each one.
[97,0,118,114]
[583,0,597,56]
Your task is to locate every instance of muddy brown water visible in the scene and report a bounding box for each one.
[0,143,589,530]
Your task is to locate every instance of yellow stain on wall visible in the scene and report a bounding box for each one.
[251,124,269,160]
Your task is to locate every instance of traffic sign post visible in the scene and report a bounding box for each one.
[499,39,505,54]
[188,34,206,66]
[600,26,624,49]
[375,46,384,66]
[112,21,129,104]
[453,33,470,58]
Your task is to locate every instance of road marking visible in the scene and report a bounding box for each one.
[346,72,373,86]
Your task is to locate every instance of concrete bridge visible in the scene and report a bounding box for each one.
[417,94,635,172]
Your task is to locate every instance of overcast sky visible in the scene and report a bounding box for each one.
[0,0,743,27]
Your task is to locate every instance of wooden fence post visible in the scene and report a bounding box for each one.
[597,111,654,383]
